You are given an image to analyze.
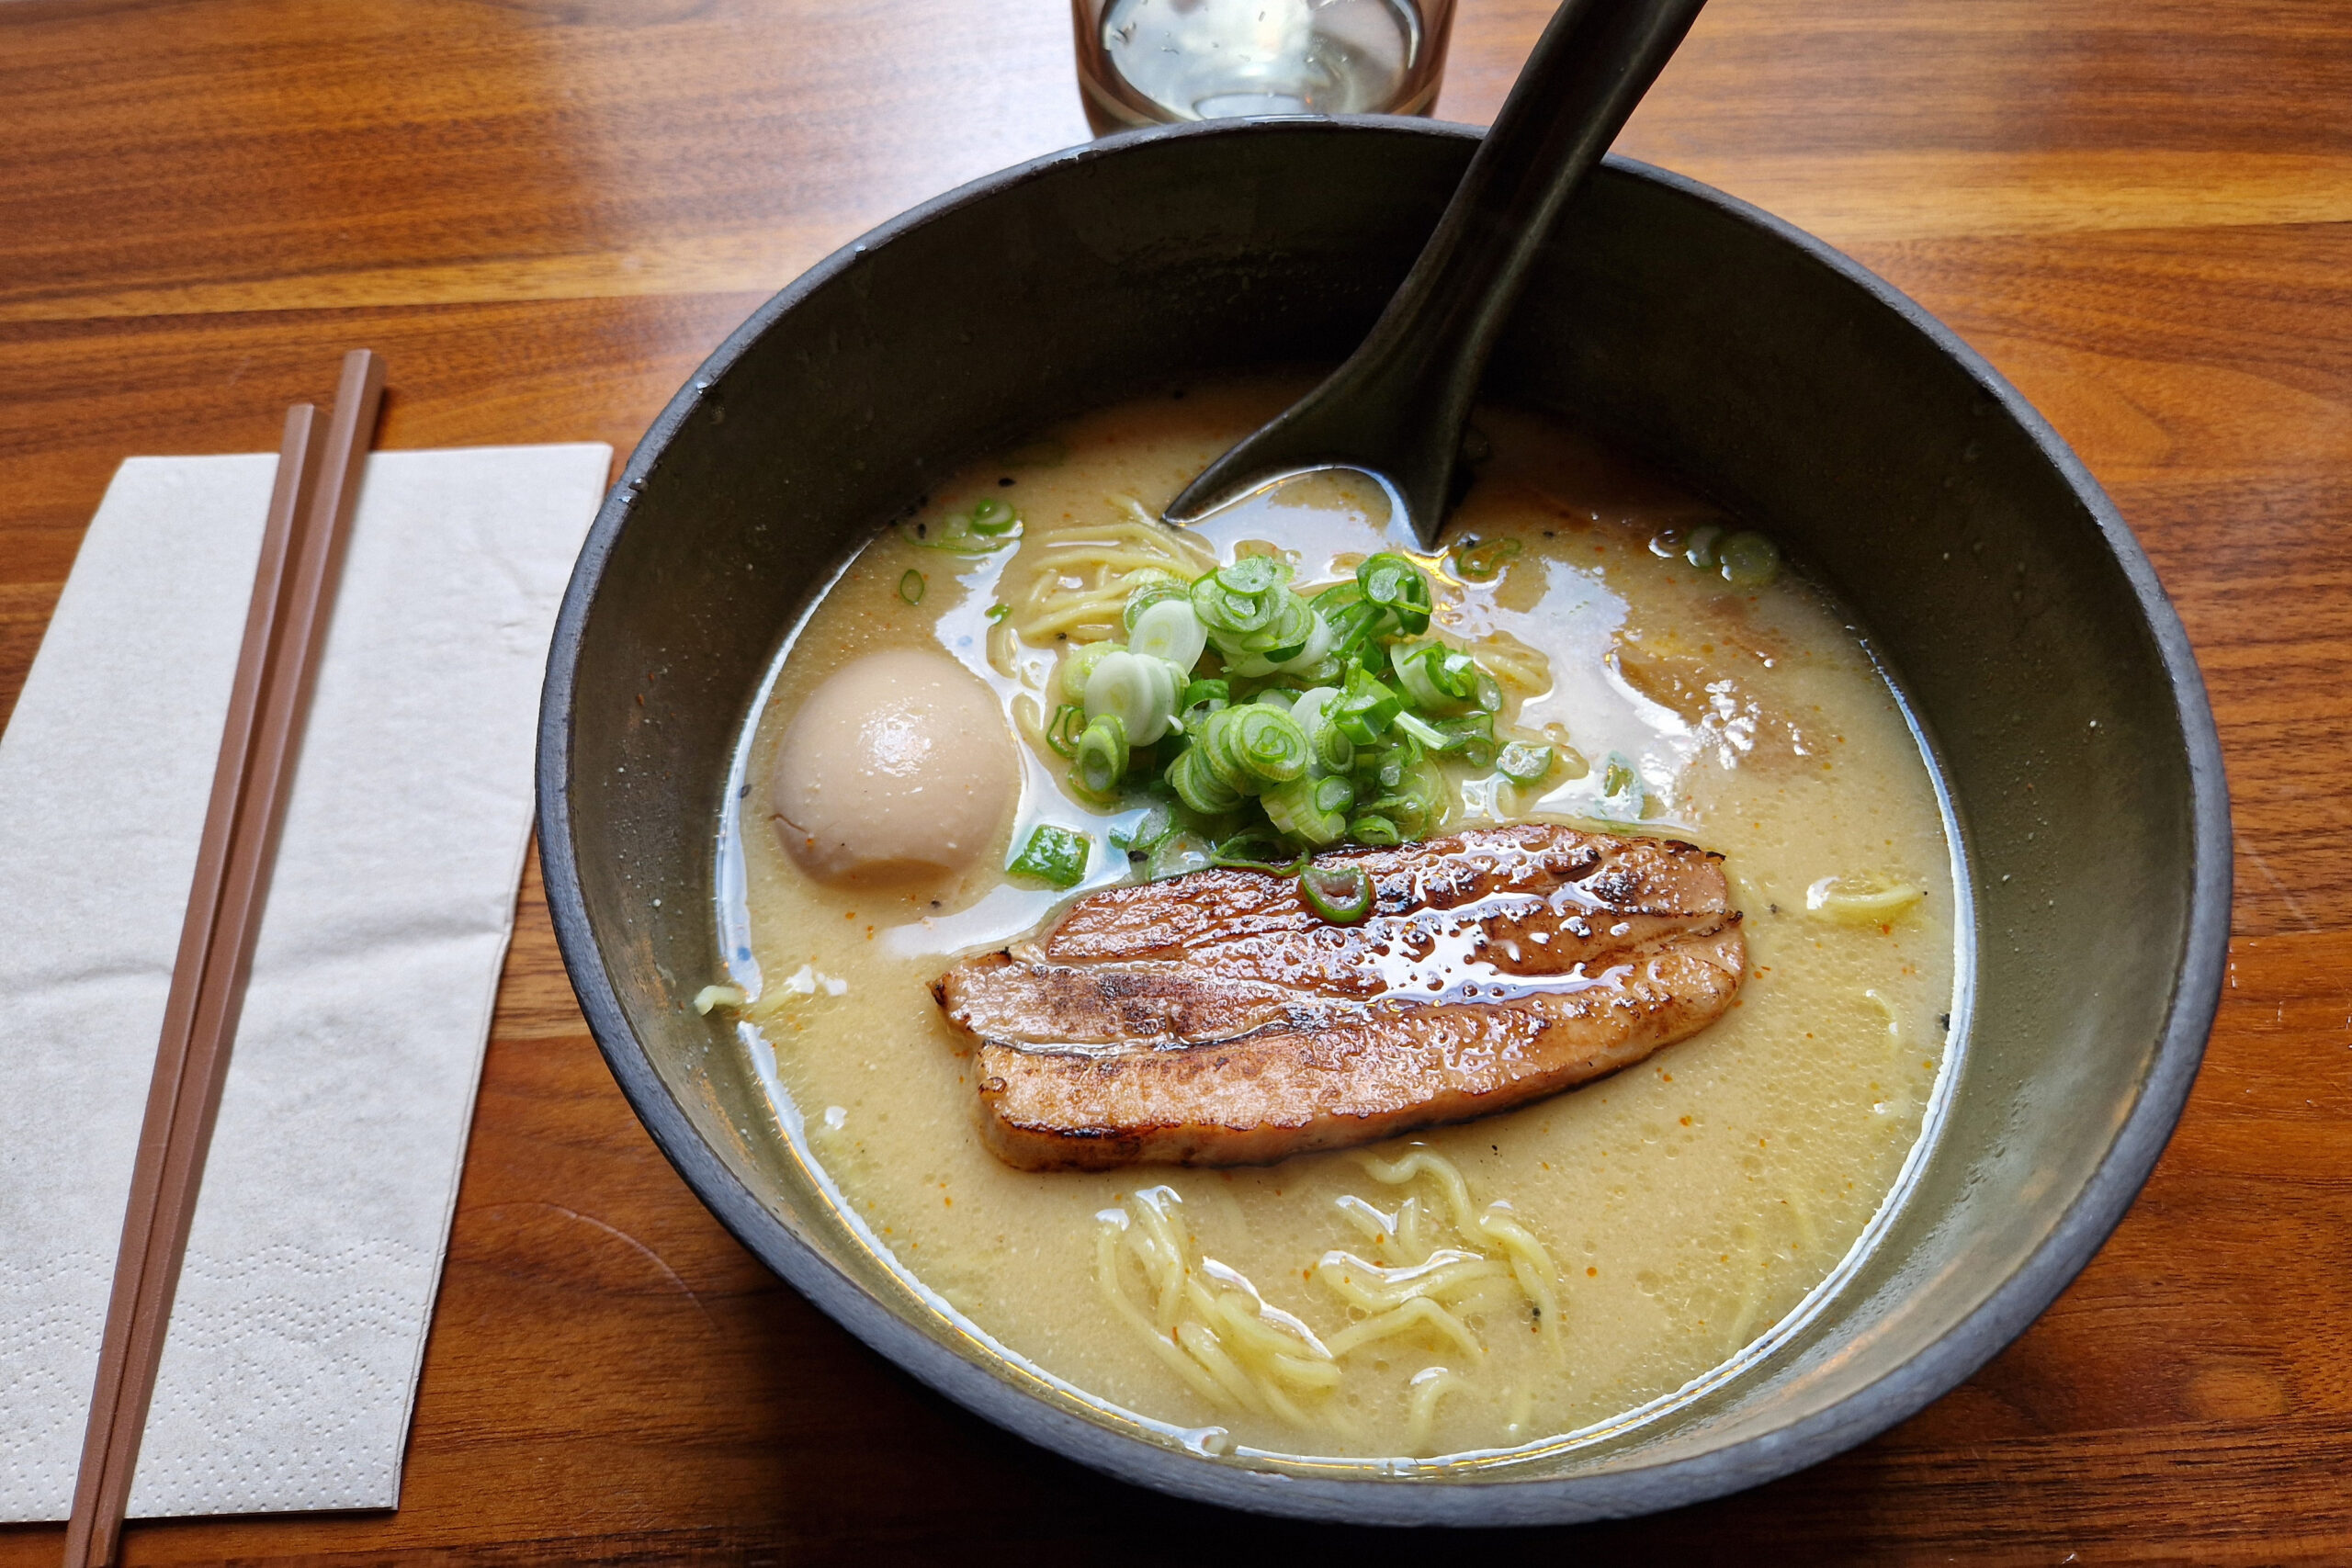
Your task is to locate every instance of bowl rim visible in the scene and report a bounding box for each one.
[535,115,2232,1527]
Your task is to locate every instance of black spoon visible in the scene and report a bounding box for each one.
[1162,0,1711,548]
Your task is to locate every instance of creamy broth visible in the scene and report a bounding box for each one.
[718,378,1961,1462]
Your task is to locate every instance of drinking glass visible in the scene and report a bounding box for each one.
[1072,0,1457,132]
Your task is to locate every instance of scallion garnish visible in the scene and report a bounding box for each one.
[1073,713,1129,797]
[1045,703,1087,759]
[1420,712,1498,769]
[1008,823,1090,887]
[1593,750,1645,819]
[996,536,1596,869]
[900,501,1022,553]
[1262,773,1352,845]
[1392,710,1448,750]
[1329,666,1403,744]
[1683,524,1725,570]
[1181,676,1229,711]
[1128,596,1207,668]
[1496,741,1555,786]
[1357,553,1432,634]
[1716,530,1781,588]
[1082,649,1182,745]
[1450,536,1522,581]
[1111,802,1173,856]
[967,496,1019,536]
[899,569,926,604]
[1168,746,1244,814]
[1209,830,1306,875]
[1300,861,1375,925]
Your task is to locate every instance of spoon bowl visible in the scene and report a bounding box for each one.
[1166,0,1709,546]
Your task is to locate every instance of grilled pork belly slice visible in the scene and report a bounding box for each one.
[933,822,1745,1171]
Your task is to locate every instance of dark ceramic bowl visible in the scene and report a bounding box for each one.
[536,118,2229,1525]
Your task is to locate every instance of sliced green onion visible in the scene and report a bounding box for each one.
[1083,649,1180,745]
[1119,574,1189,633]
[1718,530,1781,588]
[1269,607,1335,672]
[1262,592,1316,658]
[1390,643,1453,712]
[1129,596,1208,668]
[1217,593,1319,668]
[1209,831,1305,874]
[1319,600,1388,668]
[1358,744,1407,794]
[1073,713,1129,796]
[1393,710,1447,750]
[1357,553,1432,635]
[967,496,1019,536]
[1168,745,1244,814]
[1219,556,1283,595]
[1110,802,1174,855]
[1329,667,1403,744]
[1179,694,1229,739]
[1496,741,1555,786]
[1594,750,1645,819]
[1451,536,1522,581]
[1223,705,1310,786]
[1262,773,1351,845]
[1389,640,1492,717]
[900,507,1019,553]
[985,603,1011,623]
[1045,703,1087,759]
[1417,711,1494,758]
[1182,677,1229,710]
[1289,686,1357,773]
[1061,641,1121,701]
[1192,558,1291,638]
[1684,523,1725,570]
[898,569,925,604]
[1008,824,1090,887]
[1191,716,1252,795]
[1299,862,1375,924]
[993,517,1570,866]
[1311,581,1363,619]
[1364,757,1443,837]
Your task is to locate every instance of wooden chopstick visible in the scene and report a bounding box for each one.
[62,350,386,1568]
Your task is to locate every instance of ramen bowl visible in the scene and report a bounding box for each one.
[535,118,2228,1525]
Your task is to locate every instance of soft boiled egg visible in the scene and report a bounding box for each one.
[770,648,1016,883]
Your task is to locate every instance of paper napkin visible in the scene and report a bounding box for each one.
[0,444,609,1520]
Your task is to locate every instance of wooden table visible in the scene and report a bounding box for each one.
[4,1,2346,1561]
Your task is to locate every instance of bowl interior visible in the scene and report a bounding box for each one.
[538,119,2226,1525]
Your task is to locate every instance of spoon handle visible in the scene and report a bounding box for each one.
[1166,0,1710,546]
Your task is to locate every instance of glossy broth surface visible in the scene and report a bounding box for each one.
[718,380,1961,1462]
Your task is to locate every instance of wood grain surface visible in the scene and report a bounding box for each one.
[3,0,2347,1561]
